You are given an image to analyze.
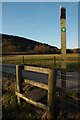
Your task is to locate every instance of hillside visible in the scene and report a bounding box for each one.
[2,34,60,54]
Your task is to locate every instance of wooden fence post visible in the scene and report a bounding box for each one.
[61,68,66,115]
[61,68,66,88]
[22,55,24,64]
[47,69,57,120]
[54,56,56,68]
[60,7,66,116]
[16,64,24,105]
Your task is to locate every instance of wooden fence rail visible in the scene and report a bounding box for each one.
[24,79,48,90]
[16,64,57,120]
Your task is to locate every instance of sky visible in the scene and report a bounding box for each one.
[78,2,80,48]
[2,2,78,49]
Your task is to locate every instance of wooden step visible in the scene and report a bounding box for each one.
[24,88,47,101]
[16,88,47,102]
[15,91,48,110]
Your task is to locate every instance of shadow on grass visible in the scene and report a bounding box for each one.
[2,101,40,120]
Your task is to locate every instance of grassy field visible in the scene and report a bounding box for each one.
[2,54,79,71]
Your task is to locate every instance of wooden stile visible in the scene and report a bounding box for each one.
[16,62,57,119]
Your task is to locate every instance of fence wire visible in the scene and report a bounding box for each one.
[56,69,80,119]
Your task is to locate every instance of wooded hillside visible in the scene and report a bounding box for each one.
[1,34,79,55]
[2,34,59,54]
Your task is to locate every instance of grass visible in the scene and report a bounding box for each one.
[2,74,43,120]
[2,54,79,71]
